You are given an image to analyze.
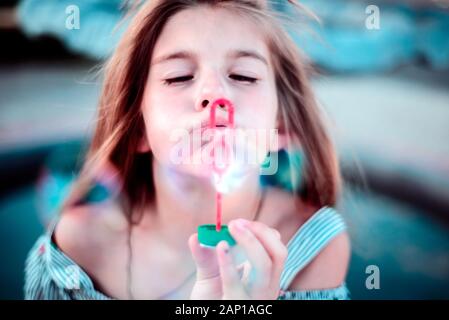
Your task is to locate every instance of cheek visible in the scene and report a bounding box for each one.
[142,98,181,163]
[262,84,278,129]
[243,86,277,129]
[234,86,278,162]
[143,85,188,131]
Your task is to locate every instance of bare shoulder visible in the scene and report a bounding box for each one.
[288,230,351,291]
[53,200,128,269]
[263,187,351,290]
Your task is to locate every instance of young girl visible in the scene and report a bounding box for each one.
[25,0,350,300]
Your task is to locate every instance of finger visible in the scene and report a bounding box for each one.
[245,221,288,289]
[237,260,252,284]
[216,241,247,299]
[228,220,272,289]
[188,233,220,280]
[236,263,246,280]
[247,221,288,264]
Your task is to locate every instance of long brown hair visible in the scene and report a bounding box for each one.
[64,0,341,223]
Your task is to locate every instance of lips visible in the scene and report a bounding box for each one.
[201,116,231,130]
[196,126,231,148]
[188,115,232,134]
[189,98,235,150]
[187,122,234,151]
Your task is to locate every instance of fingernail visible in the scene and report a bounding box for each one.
[221,241,229,254]
[229,220,247,235]
[236,219,249,230]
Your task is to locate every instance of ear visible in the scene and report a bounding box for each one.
[137,133,151,153]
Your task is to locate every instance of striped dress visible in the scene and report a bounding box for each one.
[24,206,349,300]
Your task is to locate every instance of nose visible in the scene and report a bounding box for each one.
[200,99,227,109]
[195,71,228,112]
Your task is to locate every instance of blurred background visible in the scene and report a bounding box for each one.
[0,0,448,299]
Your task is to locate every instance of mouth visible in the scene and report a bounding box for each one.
[203,116,231,129]
[189,97,235,140]
[189,117,232,134]
[187,122,233,150]
[186,111,236,152]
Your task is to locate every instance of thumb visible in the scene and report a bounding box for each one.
[188,233,220,281]
[216,240,247,299]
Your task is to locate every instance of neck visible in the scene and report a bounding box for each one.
[148,159,263,247]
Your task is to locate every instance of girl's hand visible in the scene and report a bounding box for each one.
[189,219,288,300]
[188,233,223,300]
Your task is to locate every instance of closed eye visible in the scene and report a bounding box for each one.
[163,74,258,86]
[229,74,258,83]
[164,75,193,85]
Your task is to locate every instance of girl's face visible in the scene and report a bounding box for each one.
[141,6,278,178]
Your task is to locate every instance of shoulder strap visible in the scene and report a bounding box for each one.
[279,207,347,290]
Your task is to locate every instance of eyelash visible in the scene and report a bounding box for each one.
[163,74,258,85]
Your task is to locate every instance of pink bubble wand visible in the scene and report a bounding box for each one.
[197,98,237,247]
[209,98,234,232]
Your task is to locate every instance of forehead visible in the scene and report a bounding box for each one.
[152,6,270,62]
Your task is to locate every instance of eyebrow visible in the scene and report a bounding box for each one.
[152,49,268,66]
